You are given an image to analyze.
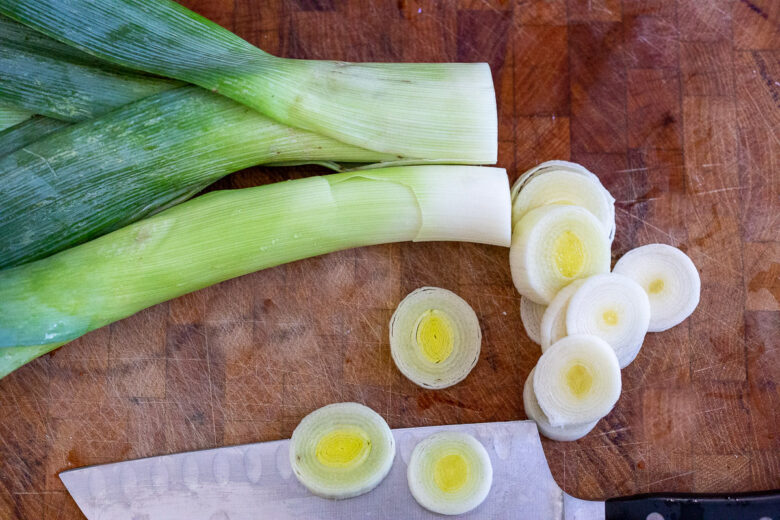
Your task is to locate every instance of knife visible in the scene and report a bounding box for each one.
[60,420,779,519]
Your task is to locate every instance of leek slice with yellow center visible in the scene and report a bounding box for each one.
[511,160,615,240]
[390,287,482,389]
[510,205,610,304]
[523,367,598,441]
[565,273,651,368]
[613,244,700,332]
[533,335,622,427]
[407,432,493,515]
[290,402,395,499]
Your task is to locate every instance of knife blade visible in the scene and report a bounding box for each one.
[60,420,779,520]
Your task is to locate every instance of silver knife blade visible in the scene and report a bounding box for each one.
[60,420,603,520]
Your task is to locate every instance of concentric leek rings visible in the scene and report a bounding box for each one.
[520,296,546,346]
[407,432,493,515]
[289,402,395,499]
[511,160,616,240]
[390,287,481,389]
[510,205,611,304]
[539,278,586,352]
[613,244,700,332]
[523,367,597,441]
[565,273,651,368]
[533,335,622,427]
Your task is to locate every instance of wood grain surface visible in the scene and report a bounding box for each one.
[1,0,778,517]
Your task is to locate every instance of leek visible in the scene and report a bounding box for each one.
[0,166,511,378]
[0,103,32,131]
[523,367,598,442]
[407,432,493,515]
[613,244,701,332]
[0,0,497,162]
[532,334,622,427]
[389,287,481,389]
[290,403,395,499]
[0,115,69,156]
[0,45,180,122]
[0,86,397,269]
[0,15,181,123]
[0,14,126,70]
[564,273,651,368]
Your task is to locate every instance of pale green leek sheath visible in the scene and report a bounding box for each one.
[0,166,511,378]
[0,0,497,162]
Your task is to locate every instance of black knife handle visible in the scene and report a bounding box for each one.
[605,490,780,520]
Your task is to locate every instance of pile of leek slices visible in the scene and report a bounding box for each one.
[512,161,701,441]
[290,402,492,515]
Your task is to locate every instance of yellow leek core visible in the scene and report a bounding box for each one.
[602,309,619,326]
[433,453,469,493]
[648,279,665,294]
[565,363,593,398]
[315,427,372,469]
[415,310,455,364]
[552,230,585,278]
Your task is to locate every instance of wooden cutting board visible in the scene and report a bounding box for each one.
[0,0,778,517]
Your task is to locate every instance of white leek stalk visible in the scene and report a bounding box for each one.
[565,273,651,368]
[613,244,700,332]
[389,287,481,389]
[407,432,493,515]
[523,368,597,441]
[510,205,611,304]
[533,335,622,427]
[511,160,615,240]
[539,279,587,351]
[520,296,546,346]
[289,402,395,499]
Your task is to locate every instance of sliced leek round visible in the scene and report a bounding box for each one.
[390,287,481,389]
[520,296,546,346]
[523,368,598,441]
[539,279,586,352]
[533,335,621,427]
[510,205,611,305]
[613,244,700,332]
[407,432,493,515]
[565,273,651,368]
[289,402,395,499]
[511,160,615,240]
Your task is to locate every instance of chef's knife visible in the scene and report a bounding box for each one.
[60,420,779,520]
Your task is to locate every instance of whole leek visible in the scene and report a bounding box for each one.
[0,0,497,162]
[0,166,511,378]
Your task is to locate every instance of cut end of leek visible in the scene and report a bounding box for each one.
[520,296,546,346]
[511,160,616,240]
[539,278,586,352]
[407,432,493,515]
[613,244,700,332]
[533,335,622,427]
[565,273,651,368]
[523,368,598,441]
[396,166,512,247]
[289,402,395,499]
[510,205,611,304]
[390,287,481,389]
